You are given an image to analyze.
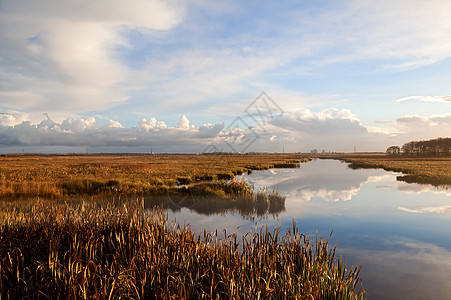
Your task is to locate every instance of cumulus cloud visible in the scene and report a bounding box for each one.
[177,115,190,129]
[0,114,224,149]
[394,113,451,141]
[0,110,30,126]
[138,118,168,131]
[0,0,184,113]
[239,109,451,152]
[2,0,451,130]
[270,108,363,134]
[0,107,391,152]
[3,106,447,153]
[265,108,390,152]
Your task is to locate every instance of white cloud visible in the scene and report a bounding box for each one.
[396,96,451,103]
[103,120,124,129]
[0,114,225,149]
[138,117,168,131]
[340,237,451,299]
[319,0,451,70]
[2,0,451,151]
[395,113,451,140]
[397,183,451,197]
[270,108,364,135]
[2,107,447,153]
[292,175,388,202]
[177,115,190,129]
[122,0,451,123]
[0,0,184,113]
[263,107,392,152]
[398,206,451,214]
[295,187,359,202]
[0,108,385,152]
[0,110,30,127]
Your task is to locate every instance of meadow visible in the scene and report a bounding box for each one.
[0,154,365,298]
[0,154,309,198]
[322,154,451,187]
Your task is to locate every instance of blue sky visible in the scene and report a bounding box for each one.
[1,0,450,153]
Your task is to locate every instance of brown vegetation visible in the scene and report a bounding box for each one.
[315,154,451,187]
[0,154,309,198]
[0,198,364,299]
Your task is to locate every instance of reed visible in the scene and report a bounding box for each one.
[0,198,365,299]
[0,154,310,198]
[153,180,287,217]
[336,155,451,187]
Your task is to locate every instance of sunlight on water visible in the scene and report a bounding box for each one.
[164,159,451,300]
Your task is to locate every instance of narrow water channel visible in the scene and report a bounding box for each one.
[163,159,451,300]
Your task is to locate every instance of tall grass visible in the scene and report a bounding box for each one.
[154,180,287,217]
[0,199,365,299]
[0,154,310,198]
[340,156,451,187]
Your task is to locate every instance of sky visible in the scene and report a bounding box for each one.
[1,0,450,153]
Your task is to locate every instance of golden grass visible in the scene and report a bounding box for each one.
[0,198,365,299]
[151,180,287,218]
[316,154,451,186]
[0,154,366,298]
[0,154,309,198]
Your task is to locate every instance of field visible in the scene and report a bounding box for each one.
[318,154,451,186]
[0,154,365,299]
[0,154,309,198]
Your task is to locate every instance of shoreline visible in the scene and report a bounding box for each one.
[311,154,451,187]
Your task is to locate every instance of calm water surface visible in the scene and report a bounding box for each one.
[164,159,451,300]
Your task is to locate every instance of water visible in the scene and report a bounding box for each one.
[163,159,451,299]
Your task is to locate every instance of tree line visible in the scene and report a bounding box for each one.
[386,137,451,156]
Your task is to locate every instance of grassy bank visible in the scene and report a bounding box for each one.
[316,154,451,187]
[0,199,364,299]
[153,180,287,218]
[0,154,309,198]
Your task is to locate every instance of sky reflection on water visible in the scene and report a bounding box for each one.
[165,159,451,300]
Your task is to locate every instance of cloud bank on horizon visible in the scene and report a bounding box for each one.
[1,0,450,153]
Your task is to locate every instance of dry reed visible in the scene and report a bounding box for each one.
[0,198,364,299]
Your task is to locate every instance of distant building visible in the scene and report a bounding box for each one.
[311,149,318,154]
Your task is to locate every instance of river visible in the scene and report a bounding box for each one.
[163,158,451,299]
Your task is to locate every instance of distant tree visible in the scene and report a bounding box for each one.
[386,146,401,155]
[400,137,451,156]
[401,141,416,156]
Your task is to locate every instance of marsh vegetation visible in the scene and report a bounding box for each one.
[0,198,364,299]
[0,154,366,298]
[316,154,451,187]
[0,154,308,198]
